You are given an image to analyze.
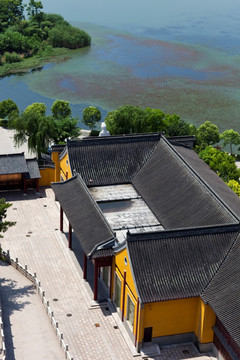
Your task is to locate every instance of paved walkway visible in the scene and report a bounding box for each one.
[0,188,217,360]
[0,261,64,360]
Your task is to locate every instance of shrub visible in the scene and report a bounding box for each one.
[4,52,22,63]
[227,180,240,196]
[48,24,91,49]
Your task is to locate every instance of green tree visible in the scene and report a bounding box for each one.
[51,100,80,143]
[48,23,91,49]
[24,102,46,116]
[105,105,146,135]
[220,129,240,155]
[0,99,19,119]
[199,146,240,182]
[195,121,220,150]
[53,117,80,143]
[51,100,72,120]
[0,198,16,237]
[12,103,54,161]
[83,106,101,130]
[144,107,166,133]
[227,180,240,197]
[164,113,196,137]
[27,0,43,23]
[0,0,25,32]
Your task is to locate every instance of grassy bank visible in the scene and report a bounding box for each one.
[0,46,75,77]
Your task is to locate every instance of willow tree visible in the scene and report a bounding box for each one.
[12,103,55,161]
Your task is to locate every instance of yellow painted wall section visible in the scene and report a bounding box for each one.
[113,251,215,346]
[114,248,139,336]
[143,297,199,339]
[115,248,138,300]
[51,151,60,182]
[196,299,216,344]
[39,167,55,186]
[59,152,72,180]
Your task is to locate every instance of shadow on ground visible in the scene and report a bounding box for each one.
[0,261,35,360]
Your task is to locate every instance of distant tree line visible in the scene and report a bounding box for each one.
[104,105,240,194]
[0,0,91,65]
[1,99,240,196]
[0,98,80,161]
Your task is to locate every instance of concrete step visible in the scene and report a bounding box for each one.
[140,342,161,358]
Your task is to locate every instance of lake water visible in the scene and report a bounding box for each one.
[1,0,240,130]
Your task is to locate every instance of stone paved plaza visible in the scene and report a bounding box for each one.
[0,188,217,360]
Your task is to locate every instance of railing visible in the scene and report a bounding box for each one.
[0,248,73,360]
[0,295,6,360]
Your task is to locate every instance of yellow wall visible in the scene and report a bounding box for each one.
[114,248,215,346]
[39,167,55,186]
[59,152,72,180]
[51,151,61,182]
[196,298,216,344]
[143,298,198,339]
[114,248,139,337]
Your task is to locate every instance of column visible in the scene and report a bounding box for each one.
[83,253,87,280]
[94,259,98,301]
[60,206,63,232]
[121,270,126,322]
[68,222,72,249]
[36,178,39,193]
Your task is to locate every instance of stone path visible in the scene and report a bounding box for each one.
[0,261,63,360]
[0,188,217,360]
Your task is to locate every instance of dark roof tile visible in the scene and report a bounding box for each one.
[127,226,239,303]
[67,134,161,186]
[202,233,240,347]
[0,153,28,175]
[132,138,238,228]
[26,159,41,179]
[173,144,240,220]
[51,175,114,257]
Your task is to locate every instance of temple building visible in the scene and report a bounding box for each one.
[50,133,240,359]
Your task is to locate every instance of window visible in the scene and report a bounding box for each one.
[114,273,121,308]
[127,295,135,328]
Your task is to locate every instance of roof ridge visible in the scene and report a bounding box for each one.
[66,133,162,146]
[161,136,240,223]
[127,223,240,242]
[201,231,240,299]
[131,135,162,182]
[0,152,24,157]
[75,174,115,256]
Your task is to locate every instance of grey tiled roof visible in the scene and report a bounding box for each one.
[173,144,240,221]
[127,226,240,303]
[0,153,28,175]
[66,134,161,186]
[132,138,238,228]
[51,175,114,258]
[202,233,240,347]
[26,159,41,179]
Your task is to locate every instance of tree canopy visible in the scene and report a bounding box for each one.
[199,146,240,182]
[227,180,240,197]
[195,121,220,150]
[82,106,101,130]
[220,129,240,155]
[0,98,19,119]
[51,100,71,120]
[0,0,91,67]
[0,198,16,237]
[9,100,80,160]
[105,105,196,136]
